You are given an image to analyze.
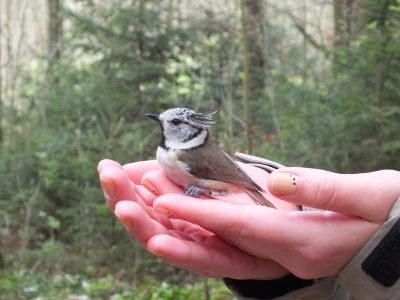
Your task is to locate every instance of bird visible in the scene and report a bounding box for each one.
[146,108,276,208]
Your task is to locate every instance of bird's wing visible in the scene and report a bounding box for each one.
[211,149,265,192]
[178,145,264,192]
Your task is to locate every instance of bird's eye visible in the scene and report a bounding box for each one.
[171,119,181,126]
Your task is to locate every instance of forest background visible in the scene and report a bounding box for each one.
[1,0,400,299]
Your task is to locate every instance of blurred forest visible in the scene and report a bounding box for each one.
[1,0,399,299]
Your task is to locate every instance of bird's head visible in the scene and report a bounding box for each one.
[146,108,216,150]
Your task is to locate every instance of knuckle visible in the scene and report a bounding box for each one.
[301,247,330,266]
[290,256,326,279]
[307,173,340,208]
[290,242,339,279]
[221,208,249,242]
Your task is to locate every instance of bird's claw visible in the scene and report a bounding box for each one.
[184,186,227,198]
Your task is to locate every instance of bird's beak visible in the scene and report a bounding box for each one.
[146,113,160,123]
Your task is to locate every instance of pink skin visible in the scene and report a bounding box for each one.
[98,159,400,280]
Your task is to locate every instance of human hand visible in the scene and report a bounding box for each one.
[146,167,400,279]
[98,159,295,280]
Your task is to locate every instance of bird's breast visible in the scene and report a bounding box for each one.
[156,147,194,187]
[156,147,234,192]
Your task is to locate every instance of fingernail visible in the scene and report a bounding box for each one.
[190,232,207,243]
[149,249,165,257]
[271,173,298,194]
[115,213,134,231]
[154,206,174,218]
[142,180,158,196]
[100,176,116,198]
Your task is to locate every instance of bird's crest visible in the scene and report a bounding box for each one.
[172,108,216,128]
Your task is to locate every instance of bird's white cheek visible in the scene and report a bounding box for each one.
[164,128,208,150]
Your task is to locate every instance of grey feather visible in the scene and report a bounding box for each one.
[178,139,265,192]
[187,111,217,128]
[244,188,276,208]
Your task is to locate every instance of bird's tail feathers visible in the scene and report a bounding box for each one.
[244,188,276,208]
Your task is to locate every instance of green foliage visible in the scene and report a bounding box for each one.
[1,0,400,297]
[0,271,232,300]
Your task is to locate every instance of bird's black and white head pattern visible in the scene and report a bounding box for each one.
[157,108,216,150]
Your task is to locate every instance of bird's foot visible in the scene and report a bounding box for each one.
[184,186,228,198]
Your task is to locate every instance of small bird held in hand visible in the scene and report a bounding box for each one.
[146,108,275,208]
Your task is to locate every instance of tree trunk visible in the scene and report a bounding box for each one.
[47,0,63,61]
[245,0,265,95]
[333,0,369,48]
[0,3,3,144]
[241,0,266,154]
[334,0,346,48]
[333,0,369,67]
[240,0,251,153]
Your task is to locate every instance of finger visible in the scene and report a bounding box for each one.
[135,185,159,206]
[97,159,122,174]
[170,218,212,237]
[99,166,138,211]
[123,160,161,184]
[152,196,380,277]
[114,201,173,248]
[237,163,297,209]
[140,170,184,197]
[115,201,220,249]
[267,168,400,222]
[153,195,296,247]
[100,166,160,220]
[146,234,288,280]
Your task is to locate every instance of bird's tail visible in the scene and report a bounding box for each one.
[244,188,276,208]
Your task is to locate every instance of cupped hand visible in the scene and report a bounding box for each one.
[98,159,292,280]
[99,159,400,280]
[141,165,400,279]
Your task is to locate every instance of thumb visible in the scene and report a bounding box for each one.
[267,168,400,223]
